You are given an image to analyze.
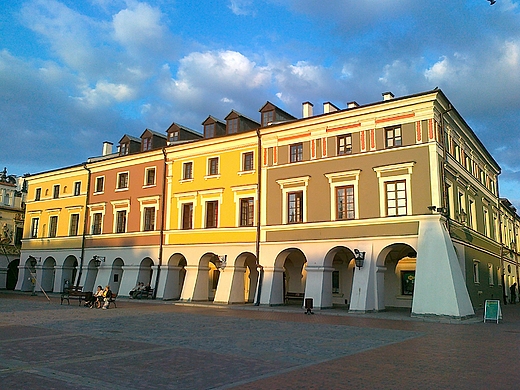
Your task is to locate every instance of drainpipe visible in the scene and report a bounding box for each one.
[76,162,91,289]
[498,200,507,305]
[254,128,263,306]
[153,147,168,299]
[439,103,453,233]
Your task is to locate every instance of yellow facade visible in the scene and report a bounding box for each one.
[22,164,88,251]
[166,132,259,246]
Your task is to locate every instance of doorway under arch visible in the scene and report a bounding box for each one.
[62,256,78,291]
[275,248,307,305]
[137,258,154,287]
[109,258,124,294]
[6,259,19,290]
[41,257,56,292]
[163,254,187,300]
[325,246,356,307]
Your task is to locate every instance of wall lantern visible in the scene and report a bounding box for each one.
[93,255,106,267]
[459,209,467,224]
[28,256,40,268]
[217,255,227,270]
[354,249,366,269]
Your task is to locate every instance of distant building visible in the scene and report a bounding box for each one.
[14,89,520,318]
[0,168,26,289]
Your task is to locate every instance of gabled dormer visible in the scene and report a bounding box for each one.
[259,101,296,127]
[140,129,167,152]
[118,134,141,156]
[202,116,226,139]
[224,110,260,135]
[166,122,203,145]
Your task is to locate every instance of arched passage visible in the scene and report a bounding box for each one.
[41,257,56,292]
[83,258,100,292]
[377,243,417,309]
[324,246,356,307]
[62,255,78,291]
[229,252,258,304]
[274,248,307,305]
[137,258,154,287]
[6,259,19,290]
[109,258,124,294]
[163,254,187,300]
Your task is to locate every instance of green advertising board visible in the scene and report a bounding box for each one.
[483,300,502,323]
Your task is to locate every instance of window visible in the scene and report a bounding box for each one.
[288,191,303,223]
[458,191,465,222]
[117,172,129,189]
[183,162,193,180]
[468,198,476,229]
[336,185,355,220]
[488,263,494,286]
[142,137,152,151]
[74,181,81,196]
[228,118,238,134]
[35,188,41,201]
[290,143,303,163]
[95,177,104,193]
[30,218,39,238]
[262,110,274,126]
[169,131,179,142]
[240,198,254,226]
[385,180,407,216]
[145,168,156,186]
[205,123,215,138]
[483,208,489,237]
[242,152,254,172]
[385,126,402,148]
[401,271,415,295]
[92,213,102,235]
[208,157,219,176]
[49,216,58,238]
[69,213,80,236]
[205,201,218,228]
[143,207,155,231]
[332,270,340,294]
[120,142,129,155]
[182,203,193,230]
[473,261,480,284]
[53,185,60,199]
[116,210,127,233]
[337,134,352,155]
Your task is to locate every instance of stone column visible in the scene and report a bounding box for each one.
[261,266,285,305]
[304,265,334,309]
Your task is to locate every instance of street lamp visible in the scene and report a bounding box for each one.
[354,249,366,269]
[93,255,106,267]
[217,255,227,270]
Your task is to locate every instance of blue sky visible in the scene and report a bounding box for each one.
[1,0,520,207]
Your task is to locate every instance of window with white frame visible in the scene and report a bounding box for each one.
[373,162,414,217]
[205,201,219,228]
[458,190,466,223]
[468,197,476,230]
[53,185,60,199]
[242,151,254,172]
[200,189,223,229]
[337,134,352,155]
[325,170,360,221]
[240,197,255,226]
[473,260,480,284]
[30,217,39,238]
[111,200,129,233]
[92,213,103,235]
[117,172,129,190]
[94,176,104,193]
[49,216,58,237]
[182,203,193,229]
[144,167,156,186]
[488,263,494,286]
[69,213,80,236]
[483,207,490,237]
[385,126,402,148]
[290,143,303,163]
[35,188,41,201]
[182,162,193,180]
[116,210,127,233]
[207,157,219,176]
[276,176,310,224]
[143,207,155,231]
[74,181,81,196]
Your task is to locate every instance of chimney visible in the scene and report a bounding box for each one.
[382,92,394,101]
[302,102,314,118]
[347,101,359,109]
[323,102,339,114]
[102,141,113,156]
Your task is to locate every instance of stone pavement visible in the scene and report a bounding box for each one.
[0,292,519,389]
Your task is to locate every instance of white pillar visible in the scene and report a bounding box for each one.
[412,216,475,318]
[261,266,284,305]
[180,265,209,301]
[158,265,182,300]
[215,265,247,304]
[119,265,140,297]
[305,266,334,309]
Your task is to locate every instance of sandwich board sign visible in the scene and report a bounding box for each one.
[483,300,502,323]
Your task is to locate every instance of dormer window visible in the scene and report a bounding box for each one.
[205,123,215,138]
[169,131,179,142]
[227,118,238,134]
[142,137,152,151]
[120,142,129,155]
[262,110,274,126]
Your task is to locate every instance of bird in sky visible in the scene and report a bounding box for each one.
[488,0,496,5]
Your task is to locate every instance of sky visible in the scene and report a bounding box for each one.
[1,0,520,207]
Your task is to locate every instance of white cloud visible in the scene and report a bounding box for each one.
[228,0,256,16]
[75,81,136,107]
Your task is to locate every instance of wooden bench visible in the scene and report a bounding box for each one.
[285,292,304,304]
[105,293,117,308]
[61,287,91,306]
[133,288,154,299]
